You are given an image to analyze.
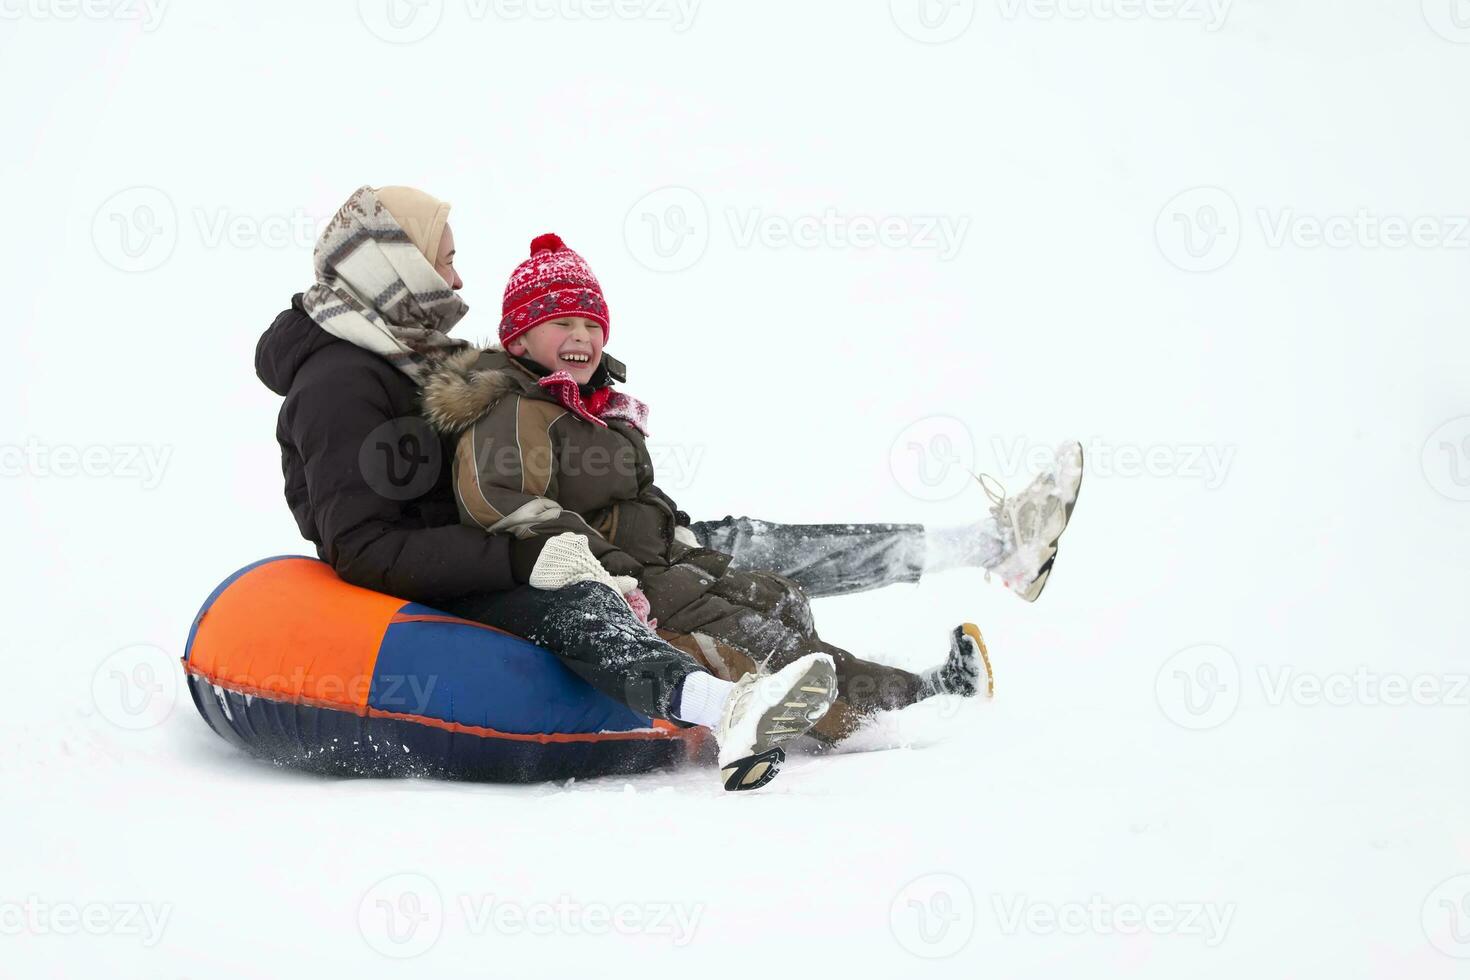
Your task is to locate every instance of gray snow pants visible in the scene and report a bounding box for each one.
[688,516,925,598]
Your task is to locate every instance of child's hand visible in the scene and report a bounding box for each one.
[623,587,657,631]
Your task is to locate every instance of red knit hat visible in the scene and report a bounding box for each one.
[499,233,610,347]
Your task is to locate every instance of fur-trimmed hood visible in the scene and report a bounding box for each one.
[420,348,529,435]
[420,347,629,435]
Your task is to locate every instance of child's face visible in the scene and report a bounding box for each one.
[508,316,605,385]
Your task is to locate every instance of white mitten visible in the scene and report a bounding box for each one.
[528,532,638,597]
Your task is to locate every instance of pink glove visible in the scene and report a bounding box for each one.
[624,587,658,631]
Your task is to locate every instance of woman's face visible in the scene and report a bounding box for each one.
[434,224,463,290]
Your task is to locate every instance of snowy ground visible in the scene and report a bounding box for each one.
[4,2,1470,977]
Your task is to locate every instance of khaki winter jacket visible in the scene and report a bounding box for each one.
[421,349,730,620]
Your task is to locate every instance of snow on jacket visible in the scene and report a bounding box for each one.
[255,294,524,604]
[421,347,731,622]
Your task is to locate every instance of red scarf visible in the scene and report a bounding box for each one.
[536,372,650,436]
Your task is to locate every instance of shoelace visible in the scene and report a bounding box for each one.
[974,471,1007,508]
[724,674,757,727]
[973,471,1012,533]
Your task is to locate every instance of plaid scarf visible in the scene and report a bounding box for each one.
[302,185,469,384]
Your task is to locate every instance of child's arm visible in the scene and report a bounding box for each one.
[452,398,644,579]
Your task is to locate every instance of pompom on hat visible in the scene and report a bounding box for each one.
[499,233,610,347]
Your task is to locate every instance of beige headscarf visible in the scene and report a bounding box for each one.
[375,185,452,265]
[303,185,468,383]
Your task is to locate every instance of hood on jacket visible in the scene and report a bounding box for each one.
[255,293,340,396]
[420,348,528,435]
[420,348,630,436]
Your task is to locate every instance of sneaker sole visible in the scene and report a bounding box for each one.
[958,623,995,698]
[1019,446,1083,604]
[721,658,838,792]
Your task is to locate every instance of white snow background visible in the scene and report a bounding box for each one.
[2,1,1468,977]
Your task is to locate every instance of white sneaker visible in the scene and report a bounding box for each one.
[983,441,1084,602]
[919,623,994,699]
[716,653,837,792]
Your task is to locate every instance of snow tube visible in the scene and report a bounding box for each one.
[182,556,704,782]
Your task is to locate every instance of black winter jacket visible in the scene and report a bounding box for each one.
[255,294,521,604]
